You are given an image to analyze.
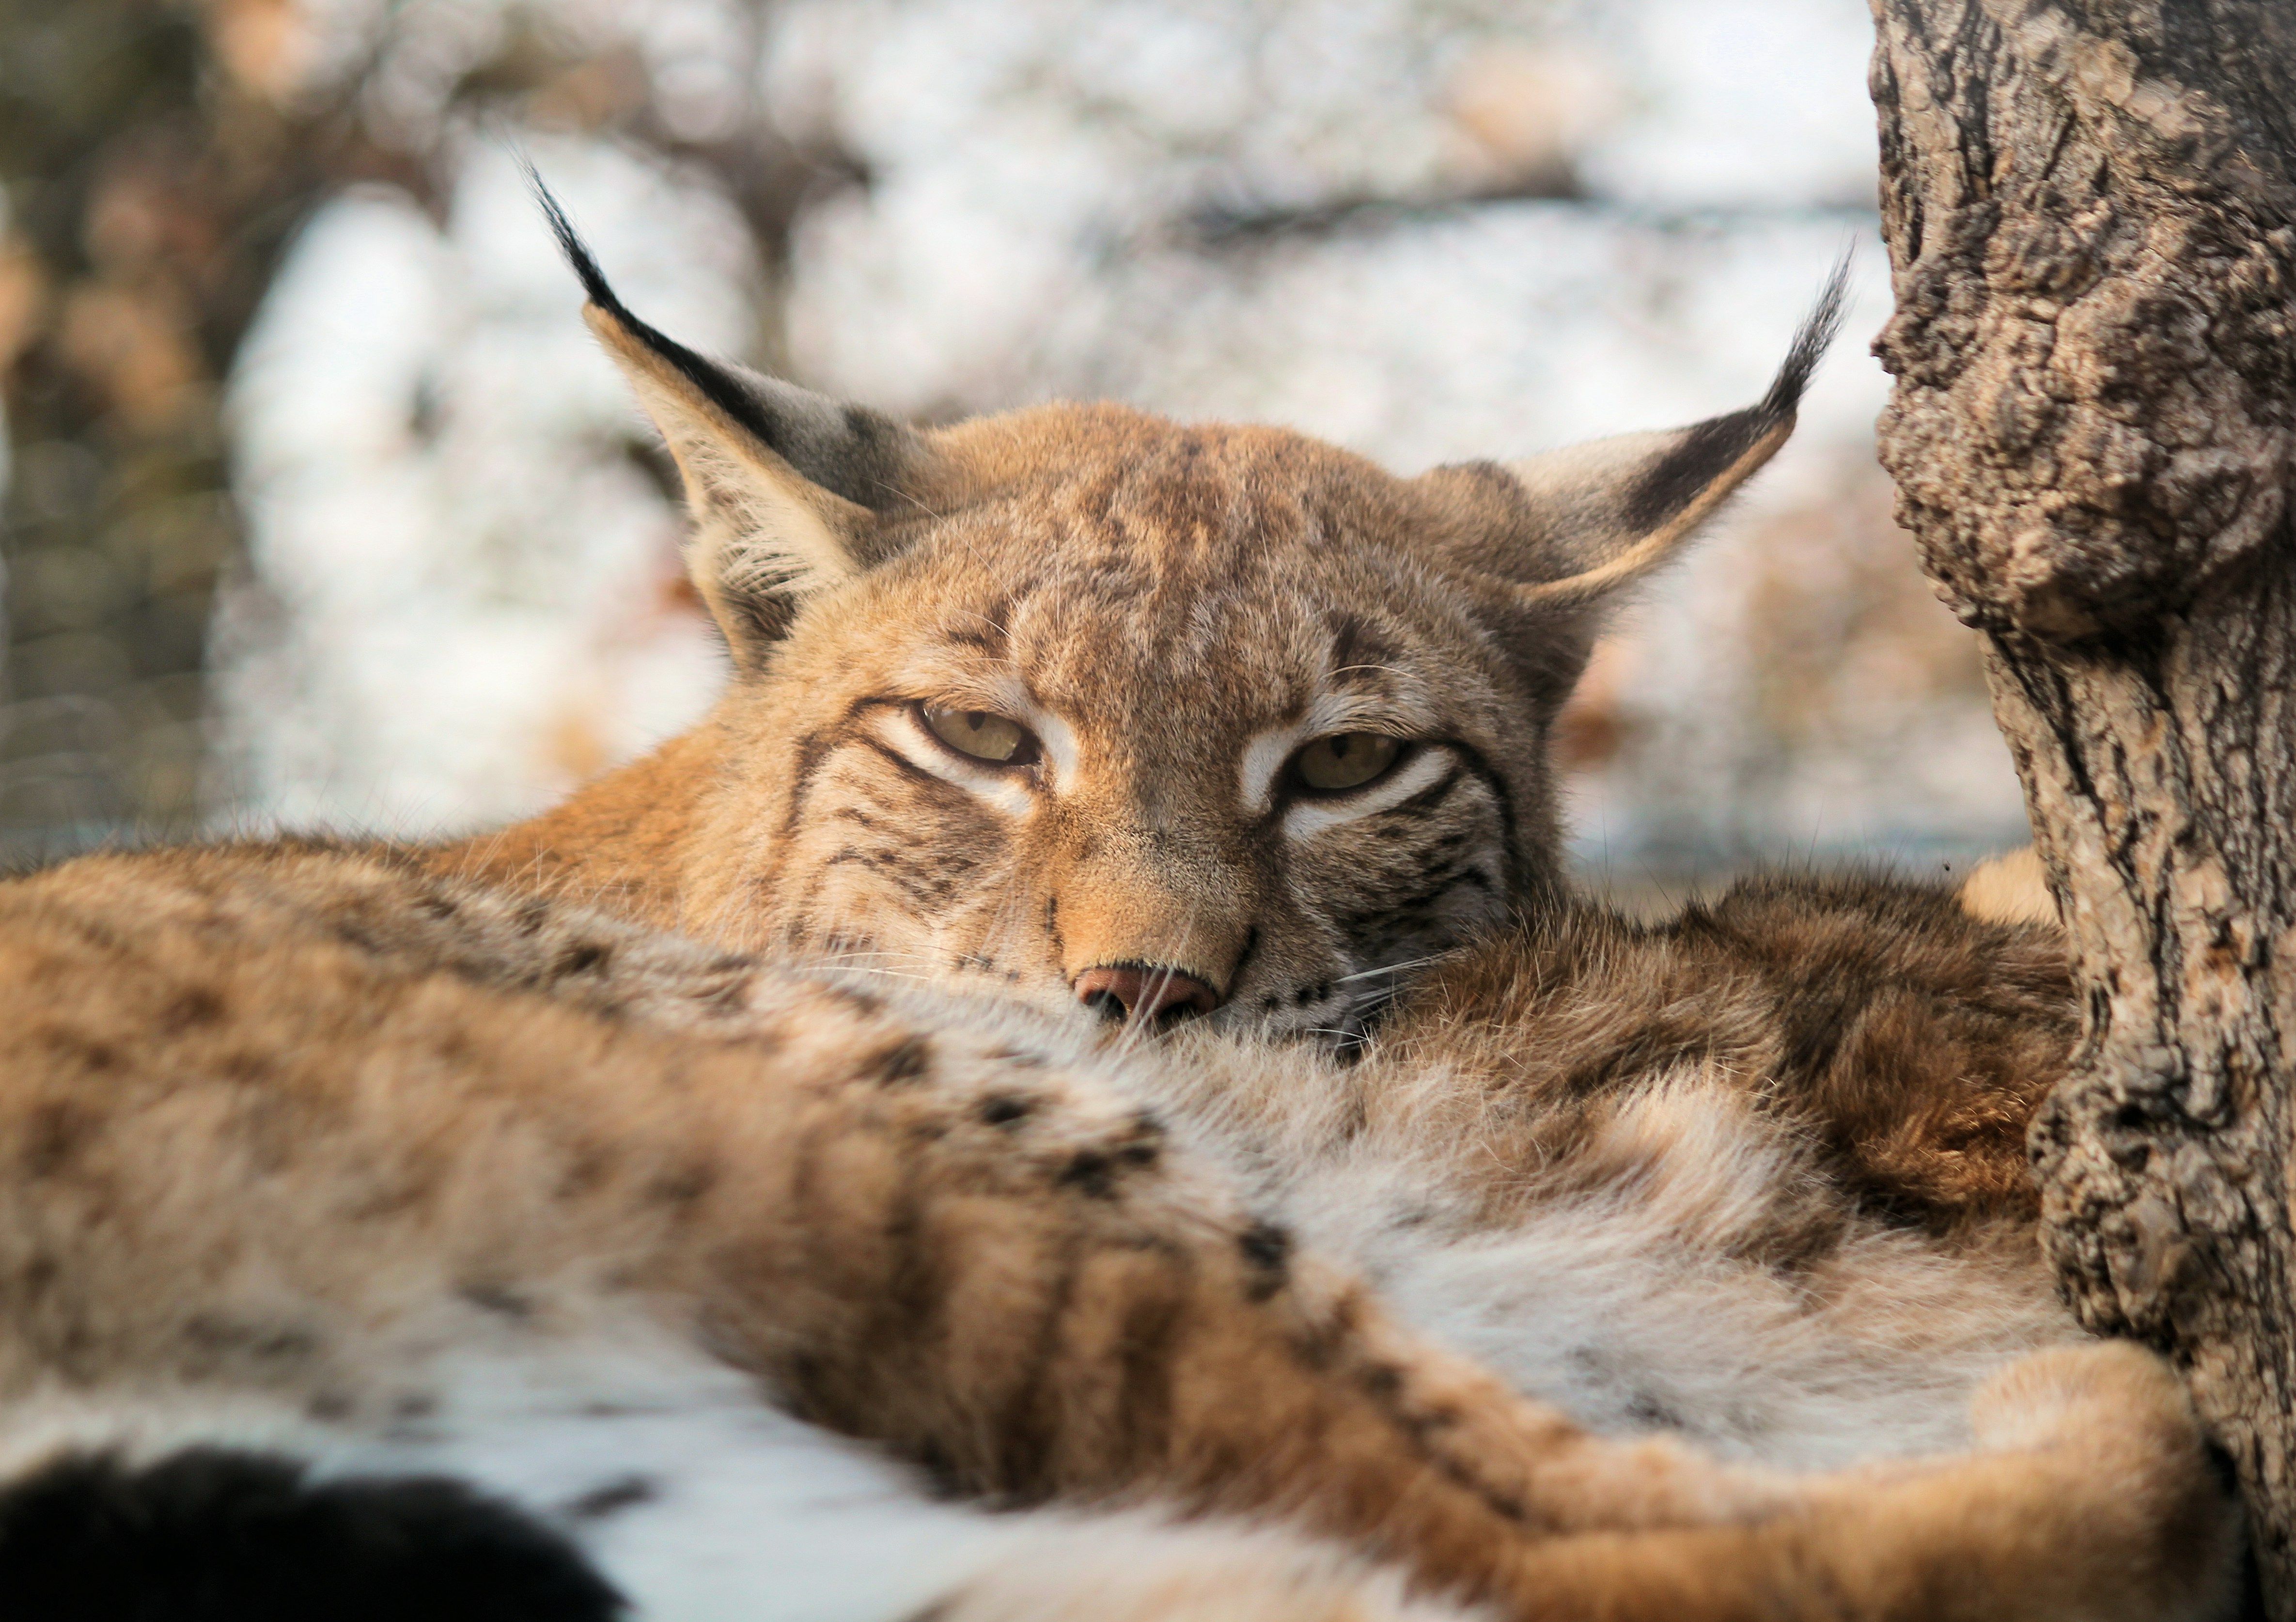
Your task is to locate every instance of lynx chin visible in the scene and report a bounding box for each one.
[0,194,2238,1622]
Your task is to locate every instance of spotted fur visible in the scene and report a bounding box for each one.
[0,845,2242,1620]
[0,212,2239,1618]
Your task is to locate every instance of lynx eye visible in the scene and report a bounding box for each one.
[1292,732,1401,793]
[922,704,1039,766]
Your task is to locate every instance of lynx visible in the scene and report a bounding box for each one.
[440,202,1839,1044]
[0,204,2238,1621]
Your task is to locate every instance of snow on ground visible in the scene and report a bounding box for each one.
[211,0,2030,869]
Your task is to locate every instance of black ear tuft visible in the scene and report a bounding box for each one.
[527,162,619,315]
[528,164,927,523]
[1620,252,1851,534]
[1761,247,1852,423]
[526,164,791,466]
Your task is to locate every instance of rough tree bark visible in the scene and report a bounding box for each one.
[1869,0,2296,1608]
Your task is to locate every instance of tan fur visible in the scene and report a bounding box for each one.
[447,406,1562,1034]
[1960,846,2060,927]
[0,248,2232,1616]
[0,850,1763,1561]
[0,844,2238,1619]
[1390,872,2079,1233]
[437,269,1837,1041]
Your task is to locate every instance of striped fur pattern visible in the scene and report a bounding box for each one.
[0,845,2240,1620]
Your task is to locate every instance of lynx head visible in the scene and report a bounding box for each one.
[547,191,1842,1043]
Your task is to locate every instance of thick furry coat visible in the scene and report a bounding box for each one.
[0,223,2242,1619]
[0,844,2236,1621]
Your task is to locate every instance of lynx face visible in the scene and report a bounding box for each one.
[542,199,1840,1042]
[691,414,1539,1042]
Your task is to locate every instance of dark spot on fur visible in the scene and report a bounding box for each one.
[254,1328,318,1362]
[21,1102,91,1177]
[1327,614,1402,686]
[555,942,611,978]
[187,1314,320,1362]
[825,985,886,1019]
[40,1029,119,1073]
[646,1159,719,1208]
[1408,1401,1464,1436]
[939,611,1009,659]
[219,1051,273,1085]
[868,1037,933,1086]
[566,1475,658,1521]
[1059,1150,1118,1198]
[0,1447,623,1621]
[456,1283,533,1322]
[1625,1390,1687,1431]
[161,986,225,1031]
[695,976,757,1020]
[554,1144,618,1200]
[978,1094,1034,1127]
[1239,1218,1292,1271]
[1238,1218,1293,1300]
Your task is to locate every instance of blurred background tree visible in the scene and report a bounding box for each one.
[0,0,838,853]
[0,0,382,846]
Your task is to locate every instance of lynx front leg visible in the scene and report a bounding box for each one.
[0,869,2228,1622]
[1470,1343,2237,1622]
[636,983,2237,1622]
[0,882,1771,1618]
[650,982,1796,1606]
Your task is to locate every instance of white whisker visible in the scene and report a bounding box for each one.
[1331,954,1444,986]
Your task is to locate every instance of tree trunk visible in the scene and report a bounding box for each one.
[1868,0,2296,1607]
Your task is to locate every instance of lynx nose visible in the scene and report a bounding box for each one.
[1072,963,1222,1028]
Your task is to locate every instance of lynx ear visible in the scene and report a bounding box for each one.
[1486,259,1849,613]
[537,180,932,667]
